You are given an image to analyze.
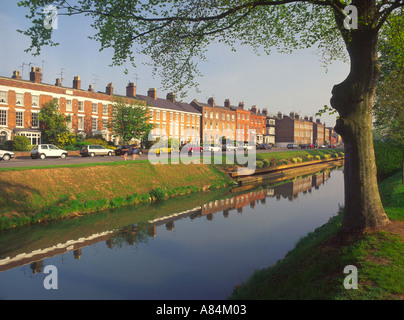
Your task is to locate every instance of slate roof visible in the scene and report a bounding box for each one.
[136,95,201,115]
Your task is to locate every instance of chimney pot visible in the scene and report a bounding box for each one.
[208,97,215,107]
[224,99,230,108]
[30,67,42,84]
[166,92,175,103]
[147,88,157,100]
[73,76,81,90]
[12,70,21,80]
[106,82,114,96]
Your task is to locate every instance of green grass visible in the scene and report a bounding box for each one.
[229,170,404,300]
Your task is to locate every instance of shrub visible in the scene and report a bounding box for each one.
[150,187,167,201]
[262,159,270,167]
[296,157,303,162]
[292,158,298,163]
[315,155,321,160]
[374,140,402,177]
[255,161,264,168]
[12,135,31,151]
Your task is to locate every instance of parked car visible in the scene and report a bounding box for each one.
[80,145,114,157]
[287,143,299,149]
[0,149,15,161]
[328,145,337,148]
[300,144,315,149]
[187,145,203,153]
[202,144,221,152]
[243,143,255,151]
[257,143,272,150]
[31,144,68,159]
[155,147,177,154]
[319,144,327,149]
[222,144,237,151]
[115,145,144,156]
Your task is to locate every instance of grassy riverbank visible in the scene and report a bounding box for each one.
[229,170,404,300]
[0,161,233,230]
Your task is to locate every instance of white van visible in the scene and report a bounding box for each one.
[31,144,68,159]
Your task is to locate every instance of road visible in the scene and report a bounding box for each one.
[0,148,296,169]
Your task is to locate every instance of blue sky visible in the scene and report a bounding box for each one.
[0,1,350,127]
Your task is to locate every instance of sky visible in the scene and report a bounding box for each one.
[0,1,351,128]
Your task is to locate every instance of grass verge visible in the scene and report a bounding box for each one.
[229,170,404,300]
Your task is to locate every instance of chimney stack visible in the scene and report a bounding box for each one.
[30,67,42,84]
[106,82,114,95]
[166,92,175,103]
[73,76,81,90]
[238,101,244,109]
[262,108,268,116]
[55,78,61,86]
[125,82,136,98]
[224,99,230,108]
[208,97,215,107]
[147,88,157,100]
[12,70,21,80]
[88,84,94,92]
[251,105,257,114]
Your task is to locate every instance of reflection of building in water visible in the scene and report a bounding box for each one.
[0,171,333,274]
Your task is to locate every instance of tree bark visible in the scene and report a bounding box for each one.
[331,21,390,234]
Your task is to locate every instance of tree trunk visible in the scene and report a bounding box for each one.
[331,24,390,234]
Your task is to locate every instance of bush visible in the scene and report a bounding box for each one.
[315,155,321,160]
[292,158,298,163]
[374,140,402,177]
[296,157,303,162]
[262,159,270,167]
[12,135,31,151]
[255,161,264,168]
[150,187,167,201]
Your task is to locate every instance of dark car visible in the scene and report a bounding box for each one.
[287,144,299,149]
[115,145,144,156]
[257,144,272,150]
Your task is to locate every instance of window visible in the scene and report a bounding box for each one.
[78,117,84,130]
[32,95,39,107]
[92,118,98,130]
[204,111,208,118]
[181,113,184,122]
[103,119,108,130]
[31,112,39,128]
[16,93,24,106]
[103,104,108,115]
[0,109,7,126]
[16,111,24,127]
[156,111,160,121]
[187,114,190,122]
[170,112,173,121]
[66,99,72,111]
[163,112,166,121]
[78,101,84,112]
[0,91,7,104]
[92,103,98,114]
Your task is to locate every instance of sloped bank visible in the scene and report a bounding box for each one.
[0,161,233,230]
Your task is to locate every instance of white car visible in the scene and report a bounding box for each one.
[0,149,15,161]
[244,144,255,151]
[203,144,221,152]
[222,144,237,151]
[80,145,114,157]
[31,144,68,159]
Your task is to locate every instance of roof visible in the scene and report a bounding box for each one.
[136,95,201,115]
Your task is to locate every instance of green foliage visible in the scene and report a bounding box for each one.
[374,140,402,177]
[255,160,264,168]
[111,97,154,144]
[150,187,167,201]
[38,99,71,146]
[12,135,31,151]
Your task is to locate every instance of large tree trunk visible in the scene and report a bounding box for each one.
[331,18,390,234]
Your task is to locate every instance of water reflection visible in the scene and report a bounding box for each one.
[0,164,340,277]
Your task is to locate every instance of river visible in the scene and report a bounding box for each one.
[0,162,344,300]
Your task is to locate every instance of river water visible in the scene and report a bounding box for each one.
[0,163,344,300]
